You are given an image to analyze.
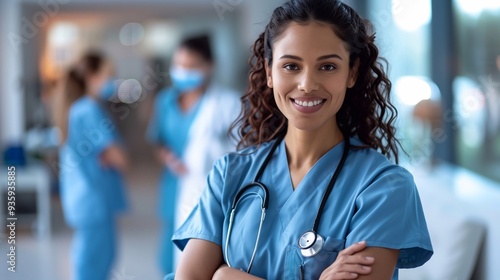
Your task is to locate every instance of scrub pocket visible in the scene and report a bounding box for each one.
[285,237,345,280]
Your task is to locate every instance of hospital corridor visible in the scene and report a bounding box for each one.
[0,160,165,279]
[1,0,500,280]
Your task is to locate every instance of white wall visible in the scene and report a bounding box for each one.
[241,0,286,46]
[0,1,24,149]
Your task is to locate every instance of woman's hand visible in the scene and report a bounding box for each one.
[319,241,375,280]
[159,147,188,176]
[100,144,129,173]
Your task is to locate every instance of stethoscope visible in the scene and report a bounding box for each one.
[224,133,350,272]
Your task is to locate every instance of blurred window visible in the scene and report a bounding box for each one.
[367,0,433,163]
[43,22,80,80]
[453,0,500,182]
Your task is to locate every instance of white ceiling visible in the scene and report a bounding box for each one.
[20,0,226,23]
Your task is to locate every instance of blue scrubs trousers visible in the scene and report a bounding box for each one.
[71,221,116,280]
[159,221,174,274]
[158,173,177,274]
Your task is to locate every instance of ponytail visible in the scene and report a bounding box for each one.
[54,51,106,143]
[53,67,86,143]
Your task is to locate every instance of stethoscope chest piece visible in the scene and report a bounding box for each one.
[298,230,324,257]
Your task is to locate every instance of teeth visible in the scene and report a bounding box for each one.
[294,99,324,107]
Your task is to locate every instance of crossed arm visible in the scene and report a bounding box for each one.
[175,239,399,280]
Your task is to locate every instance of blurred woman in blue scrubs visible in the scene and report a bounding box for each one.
[56,52,129,280]
[170,1,433,279]
[147,34,240,274]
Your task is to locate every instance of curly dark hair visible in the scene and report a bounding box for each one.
[231,0,402,163]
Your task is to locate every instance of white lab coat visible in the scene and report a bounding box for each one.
[176,84,241,230]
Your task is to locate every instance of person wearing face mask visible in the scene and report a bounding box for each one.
[54,51,129,280]
[147,34,241,275]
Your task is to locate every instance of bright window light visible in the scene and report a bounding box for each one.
[48,22,78,47]
[395,76,434,106]
[392,0,432,32]
[143,22,180,55]
[456,0,500,16]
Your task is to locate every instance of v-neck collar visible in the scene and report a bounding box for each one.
[269,138,347,232]
[173,90,204,117]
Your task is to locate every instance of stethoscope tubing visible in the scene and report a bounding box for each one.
[302,135,350,249]
[225,134,283,272]
[225,196,267,273]
[225,132,350,270]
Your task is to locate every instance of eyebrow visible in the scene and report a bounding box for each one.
[279,54,343,61]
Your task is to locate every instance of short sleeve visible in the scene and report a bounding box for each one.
[172,157,226,250]
[345,166,433,268]
[71,103,116,156]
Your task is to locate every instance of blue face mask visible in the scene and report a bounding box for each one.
[99,79,118,100]
[170,66,205,92]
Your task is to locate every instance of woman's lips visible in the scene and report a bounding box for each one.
[291,98,326,114]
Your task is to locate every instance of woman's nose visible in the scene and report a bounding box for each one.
[297,70,320,93]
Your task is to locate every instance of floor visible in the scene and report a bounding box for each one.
[0,159,165,280]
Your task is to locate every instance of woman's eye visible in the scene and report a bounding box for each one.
[321,64,337,71]
[283,64,299,71]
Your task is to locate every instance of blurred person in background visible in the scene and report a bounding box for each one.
[147,34,240,274]
[54,51,129,280]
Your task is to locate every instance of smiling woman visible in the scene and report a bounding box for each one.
[265,21,356,135]
[168,1,433,280]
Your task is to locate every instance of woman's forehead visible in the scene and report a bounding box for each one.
[173,47,204,62]
[272,21,350,60]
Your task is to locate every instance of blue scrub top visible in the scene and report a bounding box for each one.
[147,87,202,218]
[173,137,433,279]
[59,96,127,228]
